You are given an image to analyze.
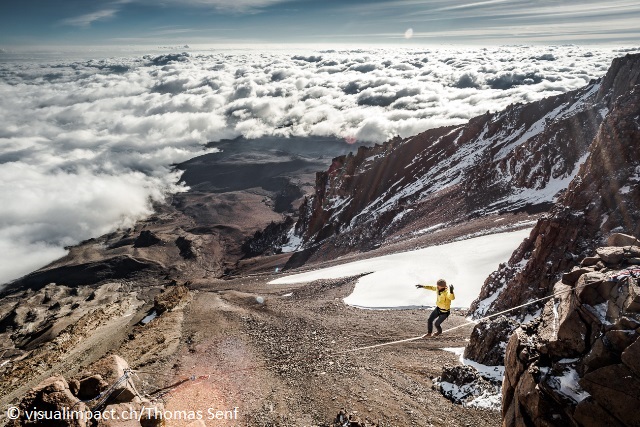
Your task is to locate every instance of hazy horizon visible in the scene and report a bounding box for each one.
[2,0,639,48]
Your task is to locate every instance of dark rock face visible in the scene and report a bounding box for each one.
[133,230,162,248]
[470,56,640,348]
[175,236,197,259]
[242,216,295,258]
[502,247,640,427]
[5,255,163,293]
[464,316,519,366]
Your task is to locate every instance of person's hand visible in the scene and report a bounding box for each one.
[449,285,454,293]
[415,285,423,289]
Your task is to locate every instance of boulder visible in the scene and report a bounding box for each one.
[562,267,593,285]
[440,364,481,386]
[605,329,638,353]
[596,247,626,265]
[575,272,612,306]
[624,278,640,313]
[607,233,640,247]
[621,336,640,377]
[88,355,139,404]
[11,376,87,427]
[581,256,601,267]
[538,284,587,357]
[573,397,625,427]
[76,374,109,400]
[582,337,617,374]
[579,364,640,426]
[463,315,518,366]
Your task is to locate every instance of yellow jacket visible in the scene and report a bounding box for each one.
[422,286,455,311]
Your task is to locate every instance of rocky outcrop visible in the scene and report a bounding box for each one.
[5,256,164,293]
[153,284,190,313]
[9,355,164,427]
[9,376,88,427]
[133,231,162,248]
[502,244,640,427]
[437,365,501,409]
[175,236,197,259]
[471,55,640,322]
[241,216,295,258]
[464,316,519,366]
[468,57,640,373]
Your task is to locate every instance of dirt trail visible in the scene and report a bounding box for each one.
[137,276,501,426]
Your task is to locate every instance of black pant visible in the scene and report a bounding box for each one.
[428,307,450,334]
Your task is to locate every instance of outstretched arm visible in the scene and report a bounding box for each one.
[415,285,437,291]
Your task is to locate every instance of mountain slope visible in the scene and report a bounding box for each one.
[276,60,626,264]
[470,54,640,322]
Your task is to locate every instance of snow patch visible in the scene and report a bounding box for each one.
[281,227,303,253]
[270,229,531,309]
[542,366,590,404]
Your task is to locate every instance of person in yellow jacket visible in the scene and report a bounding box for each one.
[415,279,455,337]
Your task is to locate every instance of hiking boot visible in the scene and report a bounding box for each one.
[424,333,432,339]
[433,332,441,337]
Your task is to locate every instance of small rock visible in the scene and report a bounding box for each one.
[76,374,109,400]
[562,267,592,285]
[606,233,640,247]
[596,247,626,265]
[581,256,601,267]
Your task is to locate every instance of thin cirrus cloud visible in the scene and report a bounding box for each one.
[59,8,120,28]
[0,45,630,286]
[143,0,292,13]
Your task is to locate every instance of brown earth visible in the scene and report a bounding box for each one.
[1,271,501,427]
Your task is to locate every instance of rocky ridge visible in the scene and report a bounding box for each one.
[502,236,640,426]
[256,56,640,265]
[467,60,640,365]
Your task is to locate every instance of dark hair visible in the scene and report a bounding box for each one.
[437,279,446,286]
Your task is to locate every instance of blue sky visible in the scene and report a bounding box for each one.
[1,0,639,47]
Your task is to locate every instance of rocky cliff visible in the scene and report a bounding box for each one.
[467,58,640,369]
[274,55,640,265]
[502,236,640,426]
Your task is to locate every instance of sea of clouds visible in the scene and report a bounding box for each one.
[0,45,632,284]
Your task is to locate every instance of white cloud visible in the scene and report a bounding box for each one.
[0,46,623,285]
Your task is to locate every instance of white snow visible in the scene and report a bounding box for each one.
[270,228,531,309]
[281,227,303,253]
[141,310,158,325]
[413,222,446,235]
[522,307,543,323]
[437,379,502,409]
[543,366,590,404]
[489,151,590,211]
[585,302,611,325]
[439,346,504,410]
[442,347,505,383]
